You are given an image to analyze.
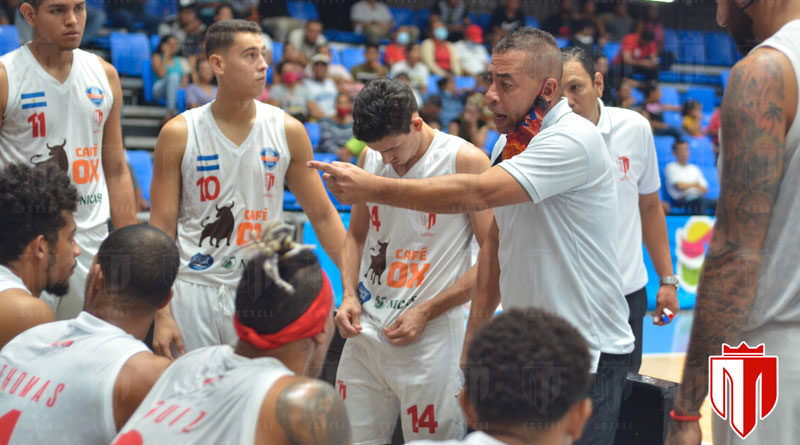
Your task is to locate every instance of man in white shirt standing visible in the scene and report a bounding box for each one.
[561,47,679,373]
[310,27,635,445]
[350,0,394,45]
[454,25,489,77]
[304,54,339,120]
[664,139,711,215]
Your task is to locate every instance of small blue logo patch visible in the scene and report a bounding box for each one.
[357,281,371,304]
[85,87,104,107]
[189,253,214,271]
[260,148,279,170]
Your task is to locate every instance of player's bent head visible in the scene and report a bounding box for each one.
[91,224,179,312]
[205,19,262,60]
[235,221,327,339]
[494,27,562,83]
[463,308,592,440]
[352,78,419,143]
[0,163,77,267]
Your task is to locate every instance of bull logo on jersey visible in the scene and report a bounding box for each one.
[260,148,279,170]
[364,240,389,285]
[30,139,69,172]
[85,86,104,107]
[199,201,235,247]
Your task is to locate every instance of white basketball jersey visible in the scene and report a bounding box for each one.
[747,20,800,330]
[0,312,148,444]
[114,345,293,445]
[0,45,112,232]
[357,131,473,328]
[0,265,29,294]
[175,101,290,288]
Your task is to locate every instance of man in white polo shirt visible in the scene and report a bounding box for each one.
[310,27,634,445]
[561,47,679,373]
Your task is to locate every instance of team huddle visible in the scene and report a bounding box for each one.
[1,0,800,443]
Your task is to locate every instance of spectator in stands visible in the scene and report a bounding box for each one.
[305,46,352,83]
[108,0,160,35]
[419,95,442,125]
[455,25,489,77]
[384,28,412,67]
[304,54,339,120]
[600,0,633,42]
[569,19,598,55]
[422,20,462,77]
[665,140,711,214]
[286,19,327,66]
[393,72,423,107]
[430,0,470,42]
[542,0,575,39]
[448,102,490,149]
[407,308,593,445]
[578,0,607,45]
[437,75,465,128]
[350,0,395,46]
[159,3,206,60]
[319,94,355,158]
[229,0,256,21]
[258,0,303,43]
[0,0,13,24]
[613,77,637,109]
[682,99,703,137]
[613,21,659,82]
[640,80,683,139]
[643,3,674,70]
[185,59,217,109]
[214,3,234,22]
[488,0,525,48]
[593,53,615,105]
[269,61,310,122]
[350,44,386,84]
[152,35,189,120]
[390,43,430,95]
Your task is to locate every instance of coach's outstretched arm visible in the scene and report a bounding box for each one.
[666,48,794,443]
[307,161,529,214]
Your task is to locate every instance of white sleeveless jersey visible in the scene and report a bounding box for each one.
[0,45,112,232]
[357,131,473,328]
[0,312,148,444]
[0,265,29,294]
[175,101,290,288]
[747,20,800,330]
[114,345,293,445]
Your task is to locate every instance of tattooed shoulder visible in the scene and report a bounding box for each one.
[275,379,352,445]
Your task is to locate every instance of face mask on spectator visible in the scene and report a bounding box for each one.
[336,106,352,117]
[397,31,410,45]
[434,27,448,41]
[282,71,301,85]
[576,35,594,45]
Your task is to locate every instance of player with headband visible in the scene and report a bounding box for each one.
[113,221,351,445]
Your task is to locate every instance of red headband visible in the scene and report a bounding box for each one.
[234,272,333,350]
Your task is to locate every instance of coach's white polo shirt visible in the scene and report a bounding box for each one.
[491,98,635,372]
[596,99,662,295]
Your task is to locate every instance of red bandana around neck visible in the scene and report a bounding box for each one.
[493,80,550,166]
[233,272,333,350]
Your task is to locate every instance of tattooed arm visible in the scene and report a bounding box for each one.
[258,376,352,445]
[666,48,797,443]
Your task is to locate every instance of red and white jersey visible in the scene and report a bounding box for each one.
[0,45,112,232]
[114,345,293,445]
[357,131,473,329]
[0,312,148,444]
[175,101,290,288]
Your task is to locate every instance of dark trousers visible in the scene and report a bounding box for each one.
[625,287,647,374]
[575,352,631,445]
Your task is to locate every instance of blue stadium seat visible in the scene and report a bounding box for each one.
[309,152,350,212]
[555,37,569,48]
[631,88,644,106]
[141,59,186,112]
[283,190,301,212]
[720,69,730,89]
[603,41,621,63]
[701,163,720,201]
[705,32,735,66]
[660,86,680,106]
[663,28,680,55]
[653,135,676,167]
[454,75,476,91]
[286,1,319,20]
[663,110,682,129]
[685,86,717,112]
[524,16,540,29]
[678,30,705,65]
[340,46,365,71]
[469,12,491,31]
[415,9,431,32]
[272,42,284,64]
[484,129,500,157]
[0,25,20,56]
[149,34,160,53]
[126,150,154,205]
[302,213,351,307]
[687,136,715,169]
[427,74,443,96]
[304,122,321,149]
[110,32,151,77]
[143,0,177,18]
[390,7,416,29]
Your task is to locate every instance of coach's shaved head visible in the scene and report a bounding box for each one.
[493,27,563,95]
